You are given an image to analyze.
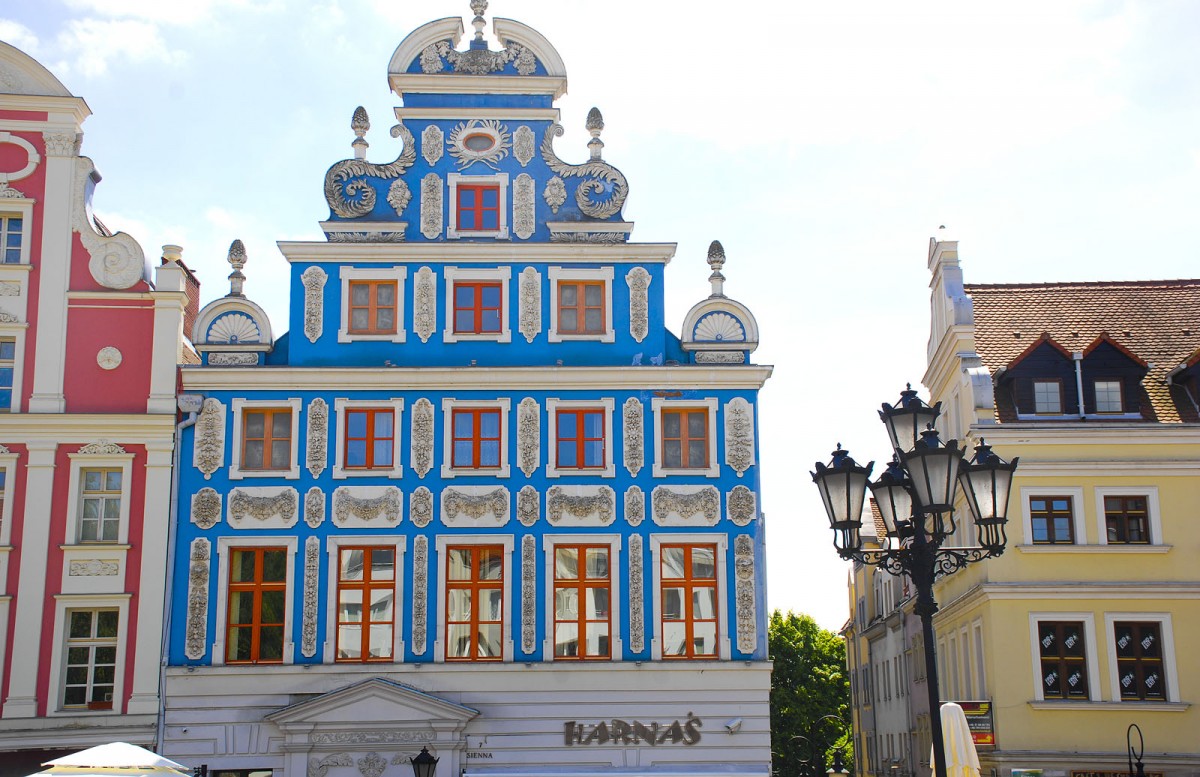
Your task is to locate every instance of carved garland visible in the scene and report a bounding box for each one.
[309,754,353,777]
[301,266,327,344]
[728,485,756,526]
[652,486,721,524]
[624,486,645,527]
[77,440,126,455]
[420,174,442,239]
[622,397,643,476]
[629,534,644,653]
[541,124,628,219]
[516,485,539,527]
[518,267,541,343]
[735,534,757,654]
[724,398,755,477]
[230,488,298,524]
[443,487,508,522]
[626,267,651,343]
[513,173,535,239]
[301,536,320,658]
[333,487,402,525]
[209,353,258,366]
[420,38,538,76]
[413,267,436,343]
[410,486,433,528]
[191,488,222,529]
[69,560,118,576]
[304,487,326,528]
[547,486,614,524]
[193,398,226,479]
[412,535,428,655]
[306,398,329,478]
[410,398,434,477]
[323,123,415,218]
[184,538,210,660]
[521,535,536,654]
[516,397,539,477]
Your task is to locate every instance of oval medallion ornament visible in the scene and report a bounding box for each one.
[96,346,122,370]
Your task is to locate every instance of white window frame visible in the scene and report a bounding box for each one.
[1032,379,1063,414]
[1094,486,1161,546]
[1027,612,1100,702]
[0,197,35,266]
[0,449,17,548]
[323,536,407,663]
[542,534,623,661]
[447,172,510,240]
[972,619,987,698]
[213,536,299,666]
[547,266,615,343]
[442,266,512,343]
[545,397,615,478]
[1019,486,1087,546]
[1093,379,1123,413]
[433,534,515,663]
[648,532,729,661]
[0,328,28,414]
[440,397,511,479]
[338,266,407,343]
[46,594,131,716]
[230,398,302,480]
[1104,612,1180,704]
[651,397,720,478]
[333,398,405,480]
[64,451,135,546]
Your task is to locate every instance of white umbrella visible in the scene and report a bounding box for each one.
[26,742,189,777]
[932,702,981,777]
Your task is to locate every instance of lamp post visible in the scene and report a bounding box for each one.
[1127,724,1146,777]
[811,386,1018,777]
[790,714,850,777]
[410,747,439,777]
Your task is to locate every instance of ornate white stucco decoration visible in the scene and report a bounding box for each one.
[541,119,628,219]
[333,486,402,526]
[185,538,210,660]
[448,119,511,170]
[518,267,541,343]
[421,124,444,166]
[543,176,566,214]
[441,486,510,527]
[410,398,434,477]
[410,486,433,528]
[626,267,651,343]
[516,485,539,527]
[96,346,122,370]
[301,266,327,344]
[0,443,10,454]
[0,131,40,182]
[412,535,428,655]
[229,487,299,528]
[306,398,329,478]
[191,488,222,529]
[516,397,539,477]
[0,281,20,295]
[386,179,412,217]
[622,397,643,476]
[547,485,615,526]
[724,398,755,477]
[208,353,259,366]
[522,535,536,654]
[651,485,721,527]
[357,752,386,777]
[44,132,77,156]
[72,158,146,290]
[0,311,16,324]
[735,534,756,653]
[194,398,225,479]
[728,485,757,526]
[420,173,442,239]
[695,351,745,364]
[309,753,353,777]
[208,313,260,344]
[69,560,119,576]
[513,173,535,239]
[420,37,538,76]
[624,486,644,527]
[413,267,437,343]
[301,536,320,658]
[514,125,535,166]
[696,312,745,342]
[77,440,126,455]
[304,487,326,528]
[629,534,644,653]
[323,121,415,218]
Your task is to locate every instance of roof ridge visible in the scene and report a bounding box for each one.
[965,279,1200,291]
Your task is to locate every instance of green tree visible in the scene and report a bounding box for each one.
[769,609,852,777]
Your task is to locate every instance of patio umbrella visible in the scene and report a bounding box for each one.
[932,702,981,777]
[26,742,189,777]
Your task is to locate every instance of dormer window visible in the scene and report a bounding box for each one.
[1093,380,1123,413]
[1033,380,1063,414]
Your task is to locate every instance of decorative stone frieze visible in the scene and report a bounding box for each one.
[194,398,225,480]
[301,536,320,658]
[516,397,540,477]
[624,486,644,527]
[333,486,402,526]
[626,267,651,343]
[651,485,721,527]
[522,535,536,654]
[306,398,329,478]
[441,486,509,527]
[191,488,222,529]
[724,398,755,477]
[420,173,442,239]
[413,267,436,343]
[695,351,745,364]
[410,486,433,528]
[0,281,20,295]
[516,485,539,527]
[209,353,259,366]
[622,397,643,476]
[727,485,756,526]
[68,560,119,576]
[301,266,327,344]
[185,538,210,660]
[421,124,444,165]
[547,485,615,526]
[410,398,434,477]
[735,534,756,653]
[629,534,644,653]
[229,487,299,528]
[309,754,353,777]
[513,173,535,239]
[77,440,126,455]
[518,267,541,343]
[304,487,326,528]
[412,536,428,655]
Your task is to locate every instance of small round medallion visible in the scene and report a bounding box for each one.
[96,346,123,370]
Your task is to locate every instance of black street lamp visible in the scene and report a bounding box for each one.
[789,714,850,777]
[410,747,439,777]
[811,386,1018,777]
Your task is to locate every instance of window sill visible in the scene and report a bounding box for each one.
[229,467,301,481]
[442,330,512,344]
[1017,544,1172,554]
[337,330,406,344]
[333,467,403,480]
[546,466,616,479]
[1029,700,1189,711]
[652,465,721,479]
[440,465,511,479]
[548,331,616,344]
[60,543,132,550]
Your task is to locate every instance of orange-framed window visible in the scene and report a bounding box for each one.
[453,282,503,334]
[553,544,611,660]
[335,546,396,662]
[62,608,118,709]
[345,408,394,470]
[451,408,501,469]
[456,184,500,231]
[558,281,605,335]
[555,409,605,469]
[227,547,287,664]
[348,280,398,334]
[662,408,708,469]
[242,409,292,470]
[445,545,504,661]
[660,543,718,659]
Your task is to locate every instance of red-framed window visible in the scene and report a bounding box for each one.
[451,408,501,469]
[242,409,292,470]
[453,282,503,334]
[1115,622,1167,700]
[555,409,605,469]
[345,409,394,470]
[227,547,287,664]
[348,280,397,334]
[553,544,611,660]
[558,281,605,335]
[456,184,500,231]
[335,546,396,662]
[445,545,504,661]
[660,543,718,659]
[662,408,708,469]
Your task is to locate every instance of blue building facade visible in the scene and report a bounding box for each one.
[163,4,772,776]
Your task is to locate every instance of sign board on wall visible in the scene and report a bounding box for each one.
[954,701,994,747]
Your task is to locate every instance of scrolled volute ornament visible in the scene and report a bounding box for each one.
[541,123,628,220]
[324,123,416,219]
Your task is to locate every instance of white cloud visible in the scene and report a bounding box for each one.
[0,19,40,54]
[62,0,282,26]
[55,18,185,78]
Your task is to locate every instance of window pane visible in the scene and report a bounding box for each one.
[272,412,291,436]
[664,440,682,468]
[262,550,287,582]
[662,587,684,619]
[376,308,394,331]
[586,623,610,656]
[447,624,473,657]
[691,547,716,578]
[350,309,369,330]
[233,550,256,583]
[560,285,577,305]
[340,549,365,581]
[584,285,602,305]
[270,441,290,468]
[371,549,394,580]
[586,587,610,618]
[477,624,501,657]
[260,591,285,622]
[688,412,706,437]
[584,309,603,331]
[555,588,578,619]
[455,310,474,332]
[692,586,717,618]
[688,441,706,466]
[481,309,500,331]
[585,548,608,578]
[347,411,367,437]
[557,441,577,467]
[448,589,472,621]
[69,611,93,638]
[374,412,394,437]
[376,283,395,305]
[478,588,502,620]
[258,626,284,661]
[661,548,685,578]
[481,285,501,306]
[692,622,717,656]
[245,413,265,436]
[555,623,579,657]
[369,624,392,658]
[351,284,370,305]
[479,548,503,580]
[663,413,680,437]
[555,547,578,579]
[560,309,578,331]
[479,441,500,467]
[453,411,473,437]
[663,621,686,656]
[448,549,472,579]
[84,470,103,491]
[337,626,362,659]
[347,440,366,467]
[481,188,498,208]
[370,589,394,621]
[244,441,264,469]
[339,590,363,622]
[106,471,122,491]
[373,440,391,465]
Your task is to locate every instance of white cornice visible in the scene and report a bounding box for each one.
[0,93,90,124]
[973,423,1200,445]
[935,580,1200,623]
[394,107,561,122]
[277,241,677,265]
[390,74,567,100]
[0,414,175,440]
[181,364,774,392]
[1012,460,1200,476]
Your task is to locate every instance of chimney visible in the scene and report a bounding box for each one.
[161,245,201,340]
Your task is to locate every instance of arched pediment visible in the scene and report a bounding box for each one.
[192,297,274,349]
[0,41,73,97]
[387,18,465,77]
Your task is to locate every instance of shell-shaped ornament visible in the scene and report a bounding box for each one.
[694,312,745,342]
[208,312,261,344]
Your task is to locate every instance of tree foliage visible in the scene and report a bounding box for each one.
[769,609,852,777]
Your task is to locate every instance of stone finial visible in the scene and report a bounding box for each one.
[162,244,183,264]
[470,0,488,42]
[586,107,604,161]
[351,106,370,160]
[227,239,247,298]
[707,240,726,297]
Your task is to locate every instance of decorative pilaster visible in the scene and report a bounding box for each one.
[410,398,434,477]
[306,398,329,478]
[413,267,436,343]
[412,536,429,655]
[513,173,535,239]
[518,267,541,343]
[735,534,756,654]
[724,398,755,477]
[301,536,320,657]
[626,267,651,343]
[185,538,211,660]
[193,398,225,479]
[629,534,644,653]
[622,397,643,476]
[420,173,442,239]
[521,535,536,654]
[516,397,540,477]
[301,266,327,344]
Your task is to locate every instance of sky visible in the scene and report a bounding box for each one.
[3,0,1200,632]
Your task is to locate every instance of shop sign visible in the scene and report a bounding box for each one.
[956,700,995,747]
[564,714,703,746]
[1070,772,1164,777]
